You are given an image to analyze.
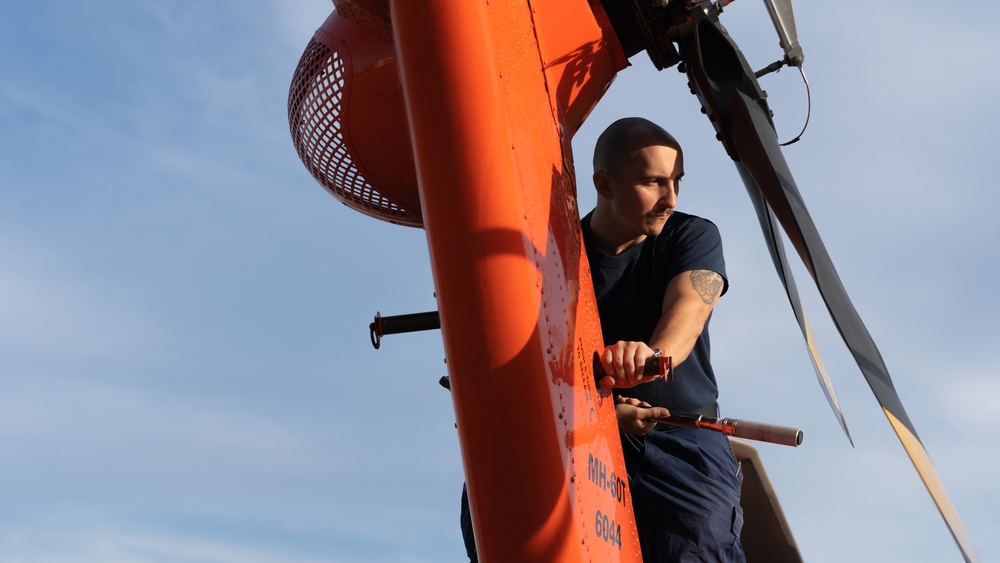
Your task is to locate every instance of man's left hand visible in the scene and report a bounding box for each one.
[615,395,669,435]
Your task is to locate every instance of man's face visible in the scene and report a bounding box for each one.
[601,143,683,239]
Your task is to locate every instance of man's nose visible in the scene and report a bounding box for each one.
[660,183,678,206]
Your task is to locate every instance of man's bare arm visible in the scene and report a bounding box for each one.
[651,269,724,365]
[689,269,725,305]
[598,269,723,387]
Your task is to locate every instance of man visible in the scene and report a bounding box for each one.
[461,117,743,562]
[586,117,744,562]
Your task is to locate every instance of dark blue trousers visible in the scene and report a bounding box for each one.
[460,484,478,562]
[622,426,745,562]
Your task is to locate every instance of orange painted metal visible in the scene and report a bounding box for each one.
[389,0,638,561]
[333,0,392,40]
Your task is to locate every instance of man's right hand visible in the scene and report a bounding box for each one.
[597,340,661,389]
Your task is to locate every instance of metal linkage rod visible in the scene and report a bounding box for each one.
[369,310,440,349]
[651,413,803,447]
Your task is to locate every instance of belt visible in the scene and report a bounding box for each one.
[654,401,719,432]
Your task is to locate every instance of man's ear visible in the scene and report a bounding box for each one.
[593,170,613,200]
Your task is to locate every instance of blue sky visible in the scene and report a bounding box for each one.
[2,1,998,562]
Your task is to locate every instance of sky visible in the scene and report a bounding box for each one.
[1,1,998,562]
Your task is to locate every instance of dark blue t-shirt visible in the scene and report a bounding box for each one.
[581,210,728,412]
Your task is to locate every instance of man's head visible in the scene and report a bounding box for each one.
[590,117,685,254]
[593,117,682,176]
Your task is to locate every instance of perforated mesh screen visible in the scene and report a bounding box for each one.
[288,38,420,227]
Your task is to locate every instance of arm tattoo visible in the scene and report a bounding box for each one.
[689,270,723,305]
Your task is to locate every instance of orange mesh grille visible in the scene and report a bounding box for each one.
[288,37,420,227]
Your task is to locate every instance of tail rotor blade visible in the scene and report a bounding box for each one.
[676,11,981,562]
[738,166,852,445]
[728,84,981,563]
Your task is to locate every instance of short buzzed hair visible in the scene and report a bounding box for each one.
[593,117,681,176]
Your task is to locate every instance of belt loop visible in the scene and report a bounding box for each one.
[698,402,720,418]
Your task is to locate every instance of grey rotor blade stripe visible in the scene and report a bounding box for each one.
[736,164,852,445]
